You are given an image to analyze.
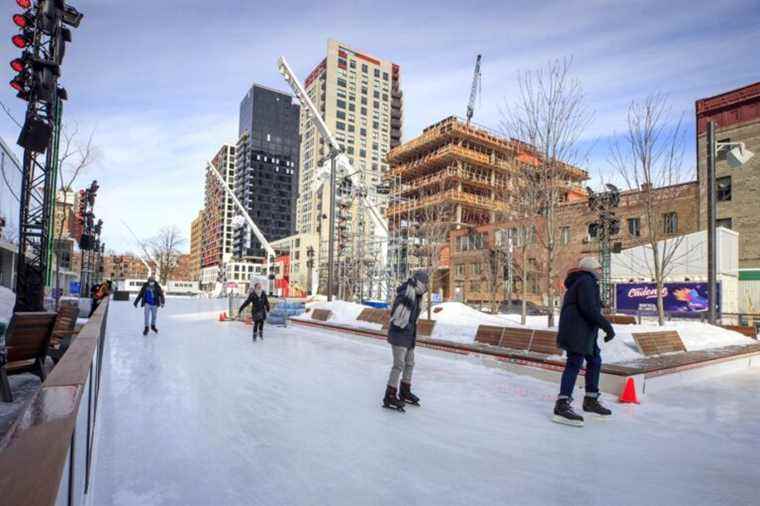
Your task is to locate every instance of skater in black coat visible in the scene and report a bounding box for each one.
[553,257,615,427]
[238,282,270,341]
[383,270,428,411]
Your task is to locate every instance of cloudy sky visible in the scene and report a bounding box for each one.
[1,0,758,253]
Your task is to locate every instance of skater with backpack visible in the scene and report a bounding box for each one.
[238,282,270,341]
[553,257,615,427]
[133,276,165,335]
[383,270,428,412]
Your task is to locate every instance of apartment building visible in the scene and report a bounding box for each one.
[234,84,300,260]
[200,144,236,290]
[188,209,204,281]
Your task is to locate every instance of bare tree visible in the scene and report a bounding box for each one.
[149,226,185,285]
[609,93,688,325]
[410,201,455,319]
[501,58,593,327]
[53,124,99,295]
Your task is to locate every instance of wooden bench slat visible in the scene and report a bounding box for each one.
[632,330,686,356]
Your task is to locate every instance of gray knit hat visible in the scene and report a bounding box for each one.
[578,256,602,272]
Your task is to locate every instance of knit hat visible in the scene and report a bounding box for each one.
[412,270,429,285]
[578,256,602,272]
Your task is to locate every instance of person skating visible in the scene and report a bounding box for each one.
[553,257,615,427]
[238,282,270,341]
[133,276,165,335]
[383,270,428,411]
[89,280,112,317]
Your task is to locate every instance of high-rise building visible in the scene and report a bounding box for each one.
[189,209,205,281]
[696,82,760,271]
[200,145,236,290]
[293,39,402,296]
[234,84,300,260]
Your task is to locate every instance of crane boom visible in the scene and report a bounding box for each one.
[466,54,482,125]
[206,159,277,261]
[276,56,388,237]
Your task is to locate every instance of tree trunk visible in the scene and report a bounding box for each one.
[521,248,528,325]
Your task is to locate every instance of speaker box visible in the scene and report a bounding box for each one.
[17,117,53,153]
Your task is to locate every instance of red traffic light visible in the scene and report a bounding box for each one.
[16,0,32,8]
[12,33,32,49]
[10,58,26,72]
[10,76,25,92]
[13,13,33,28]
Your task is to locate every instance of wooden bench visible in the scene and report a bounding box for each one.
[1,311,57,402]
[474,325,560,355]
[720,325,757,338]
[416,319,436,337]
[311,309,333,322]
[357,308,375,323]
[606,314,637,325]
[49,304,79,363]
[632,330,686,356]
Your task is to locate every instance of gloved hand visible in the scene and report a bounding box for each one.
[604,329,616,343]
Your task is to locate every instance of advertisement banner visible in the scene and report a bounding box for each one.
[616,282,720,315]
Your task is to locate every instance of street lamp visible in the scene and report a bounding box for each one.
[706,121,754,324]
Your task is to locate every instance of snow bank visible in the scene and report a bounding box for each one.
[0,286,14,324]
[294,299,757,364]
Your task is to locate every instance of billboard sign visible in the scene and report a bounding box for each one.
[69,281,81,295]
[616,282,720,315]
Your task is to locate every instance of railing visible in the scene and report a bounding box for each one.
[0,299,110,505]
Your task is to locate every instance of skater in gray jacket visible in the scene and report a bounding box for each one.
[383,270,428,411]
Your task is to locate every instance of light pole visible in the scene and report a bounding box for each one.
[706,121,754,324]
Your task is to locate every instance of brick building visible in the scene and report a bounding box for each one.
[448,181,700,306]
[696,82,760,271]
[385,116,588,291]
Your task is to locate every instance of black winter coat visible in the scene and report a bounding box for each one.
[557,270,614,356]
[239,291,270,322]
[134,282,165,308]
[387,280,423,349]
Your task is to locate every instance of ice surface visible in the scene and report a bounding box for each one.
[90,298,760,506]
[298,300,756,364]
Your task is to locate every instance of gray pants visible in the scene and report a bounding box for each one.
[387,345,415,387]
[144,304,158,327]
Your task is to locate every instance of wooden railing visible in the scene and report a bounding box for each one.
[0,299,110,506]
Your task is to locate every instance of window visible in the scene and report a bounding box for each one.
[627,217,641,237]
[348,103,355,112]
[456,264,465,276]
[470,280,480,292]
[361,64,368,73]
[560,226,570,245]
[374,69,380,78]
[336,99,346,109]
[361,107,367,116]
[663,212,678,234]
[588,223,599,239]
[337,78,346,88]
[472,263,481,275]
[349,60,356,69]
[383,72,389,81]
[336,110,346,120]
[336,122,345,131]
[360,128,367,137]
[717,176,731,202]
[716,218,733,230]
[373,90,380,99]
[361,97,367,105]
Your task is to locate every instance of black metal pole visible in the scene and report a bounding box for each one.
[707,121,717,324]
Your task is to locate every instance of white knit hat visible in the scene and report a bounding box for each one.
[578,256,602,272]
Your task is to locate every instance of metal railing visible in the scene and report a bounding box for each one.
[0,299,110,505]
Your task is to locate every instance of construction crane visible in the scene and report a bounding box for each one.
[466,54,482,125]
[276,57,389,238]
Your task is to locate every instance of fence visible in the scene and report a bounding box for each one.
[0,299,110,505]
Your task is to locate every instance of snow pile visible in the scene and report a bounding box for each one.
[293,299,757,364]
[0,286,14,324]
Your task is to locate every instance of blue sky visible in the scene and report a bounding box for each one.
[1,0,758,253]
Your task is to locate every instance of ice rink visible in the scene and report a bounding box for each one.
[90,298,760,506]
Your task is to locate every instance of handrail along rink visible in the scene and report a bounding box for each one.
[0,299,111,506]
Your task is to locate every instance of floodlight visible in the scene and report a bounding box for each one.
[726,143,754,169]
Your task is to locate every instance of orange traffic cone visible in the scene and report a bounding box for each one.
[219,312,227,322]
[619,377,640,404]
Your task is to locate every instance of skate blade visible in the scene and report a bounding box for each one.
[403,401,420,407]
[583,412,611,420]
[552,415,583,427]
[382,405,405,413]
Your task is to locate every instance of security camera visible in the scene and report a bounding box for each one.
[726,143,754,169]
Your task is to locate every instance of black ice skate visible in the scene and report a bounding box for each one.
[259,331,263,340]
[382,385,405,412]
[151,325,158,333]
[399,382,420,406]
[583,395,612,418]
[142,326,149,336]
[553,398,584,427]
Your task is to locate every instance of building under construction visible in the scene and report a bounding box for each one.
[385,116,588,295]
